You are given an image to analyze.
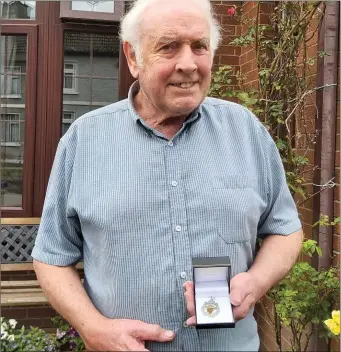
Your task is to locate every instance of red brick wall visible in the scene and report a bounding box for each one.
[1,306,57,331]
[212,0,242,99]
[296,19,319,245]
[1,268,84,332]
[239,1,259,90]
[212,2,339,351]
[1,271,57,330]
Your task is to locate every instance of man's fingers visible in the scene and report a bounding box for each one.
[232,293,256,321]
[183,281,195,317]
[229,276,249,307]
[126,337,150,352]
[131,321,175,342]
[184,315,196,327]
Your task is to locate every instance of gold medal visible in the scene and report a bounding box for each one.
[201,297,220,317]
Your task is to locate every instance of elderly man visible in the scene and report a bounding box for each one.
[32,0,303,350]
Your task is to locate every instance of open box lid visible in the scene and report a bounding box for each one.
[192,256,231,285]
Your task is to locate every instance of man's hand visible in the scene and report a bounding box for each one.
[183,272,260,326]
[82,318,175,351]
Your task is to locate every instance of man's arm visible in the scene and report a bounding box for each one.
[228,229,304,320]
[183,229,304,324]
[34,260,175,351]
[33,260,105,338]
[248,229,304,299]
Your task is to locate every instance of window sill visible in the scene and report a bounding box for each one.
[63,90,79,95]
[0,95,22,99]
[1,142,21,147]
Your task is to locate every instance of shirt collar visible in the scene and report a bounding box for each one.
[127,81,203,128]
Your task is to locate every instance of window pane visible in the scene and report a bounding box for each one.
[92,78,118,104]
[92,33,120,77]
[10,123,20,143]
[1,112,25,208]
[64,63,74,70]
[0,35,27,208]
[64,74,75,90]
[63,111,75,121]
[11,77,20,94]
[1,67,23,97]
[0,1,36,19]
[71,1,115,13]
[62,31,120,135]
[62,123,72,136]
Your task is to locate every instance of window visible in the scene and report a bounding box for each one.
[62,31,120,128]
[1,28,37,215]
[71,1,115,13]
[63,62,78,94]
[60,1,123,22]
[1,66,22,98]
[1,113,22,146]
[1,11,131,217]
[62,111,76,135]
[0,1,36,19]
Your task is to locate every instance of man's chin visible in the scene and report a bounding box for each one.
[168,99,202,115]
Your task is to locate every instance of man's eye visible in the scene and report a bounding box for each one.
[193,42,208,51]
[160,43,177,52]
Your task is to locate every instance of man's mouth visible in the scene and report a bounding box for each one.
[171,82,196,89]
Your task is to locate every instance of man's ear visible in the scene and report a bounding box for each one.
[123,42,139,79]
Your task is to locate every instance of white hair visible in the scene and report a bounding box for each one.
[119,0,222,65]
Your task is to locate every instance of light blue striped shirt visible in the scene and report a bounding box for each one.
[32,81,301,351]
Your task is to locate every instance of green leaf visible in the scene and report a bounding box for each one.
[276,139,288,151]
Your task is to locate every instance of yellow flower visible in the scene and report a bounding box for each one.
[332,310,340,322]
[325,310,340,336]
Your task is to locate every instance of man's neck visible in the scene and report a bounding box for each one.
[133,90,188,140]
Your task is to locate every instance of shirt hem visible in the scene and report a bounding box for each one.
[31,247,82,267]
[258,219,302,237]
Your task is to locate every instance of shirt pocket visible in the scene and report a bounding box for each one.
[210,175,257,243]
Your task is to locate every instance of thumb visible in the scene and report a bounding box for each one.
[132,321,175,342]
[229,281,248,307]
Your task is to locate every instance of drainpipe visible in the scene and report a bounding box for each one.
[313,1,339,350]
[314,1,339,269]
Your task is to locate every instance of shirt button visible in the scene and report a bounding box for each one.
[171,181,178,187]
[168,141,174,146]
[180,271,187,279]
[175,225,182,232]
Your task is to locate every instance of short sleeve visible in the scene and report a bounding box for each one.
[31,138,83,266]
[257,124,302,238]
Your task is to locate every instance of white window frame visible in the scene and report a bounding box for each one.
[2,159,24,164]
[1,66,22,98]
[62,110,76,133]
[63,61,79,94]
[1,112,22,147]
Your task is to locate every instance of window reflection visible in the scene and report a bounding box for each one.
[62,31,120,135]
[71,1,115,13]
[0,1,36,19]
[0,35,27,208]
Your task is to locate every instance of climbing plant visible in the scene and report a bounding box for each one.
[209,2,340,351]
[209,1,334,203]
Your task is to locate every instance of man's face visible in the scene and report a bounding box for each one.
[135,4,212,116]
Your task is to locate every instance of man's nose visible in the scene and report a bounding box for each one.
[175,46,197,74]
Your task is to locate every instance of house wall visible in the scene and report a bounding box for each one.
[212,1,339,351]
[212,0,242,95]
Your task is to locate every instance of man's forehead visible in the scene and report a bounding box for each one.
[154,34,210,44]
[141,4,210,40]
